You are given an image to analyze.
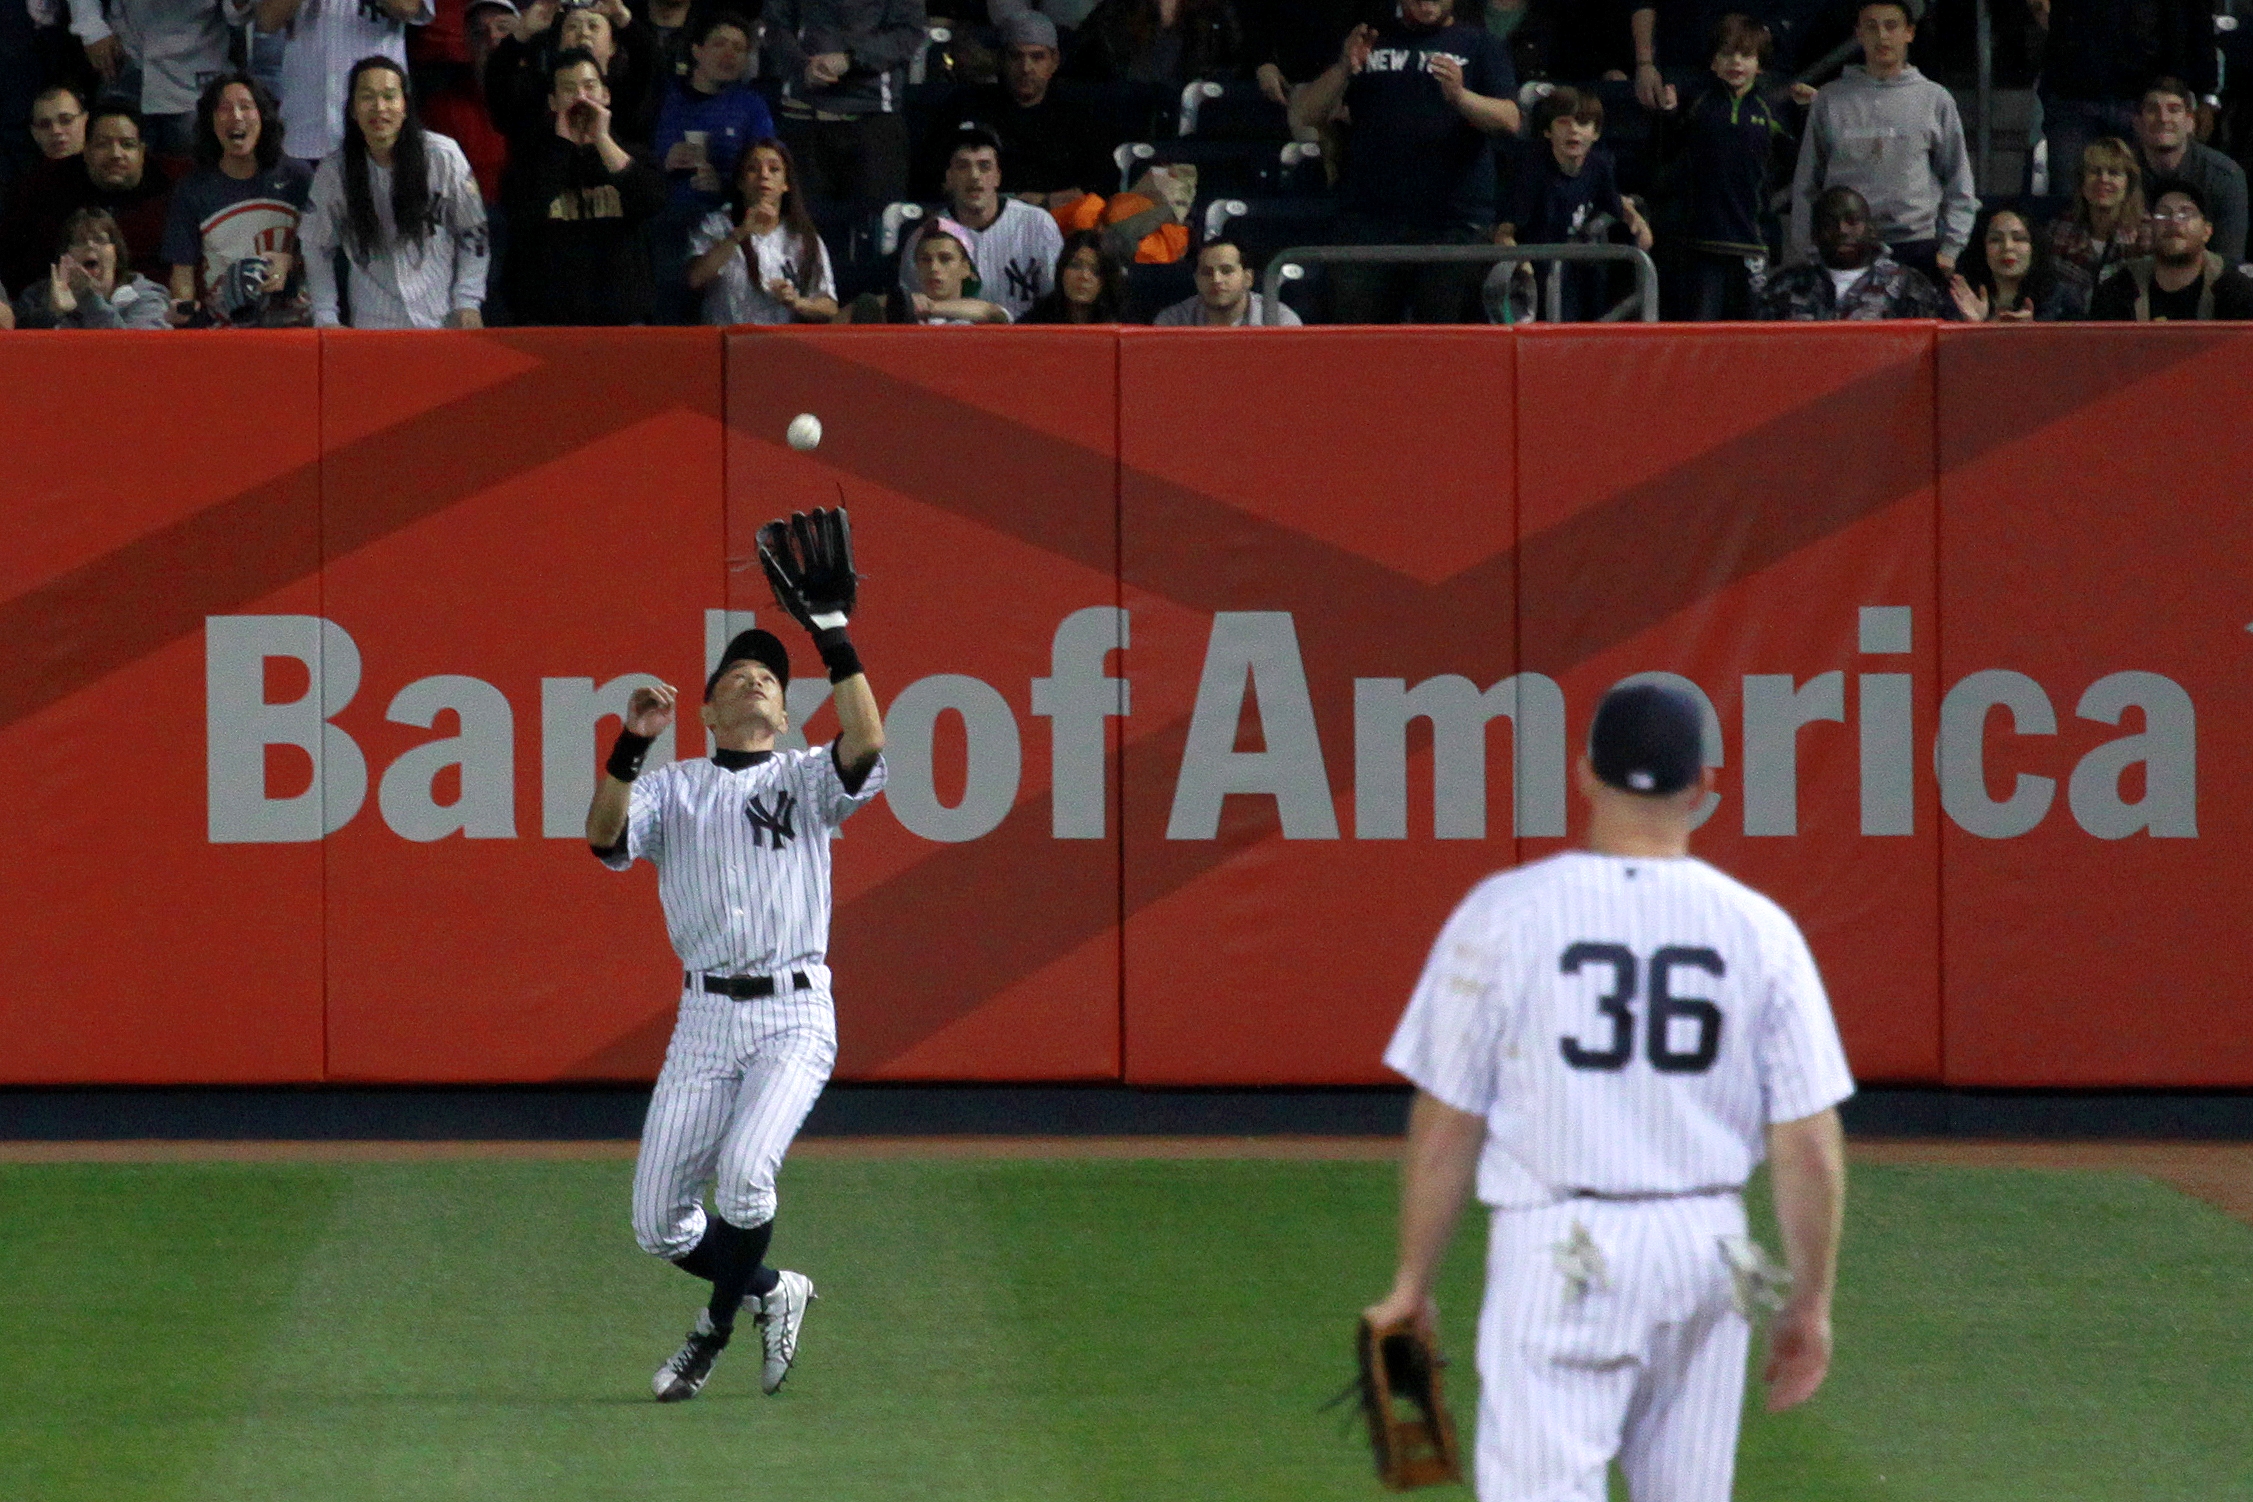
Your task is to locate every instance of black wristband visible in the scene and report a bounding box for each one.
[606,727,655,782]
[813,626,863,684]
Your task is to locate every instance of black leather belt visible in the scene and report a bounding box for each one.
[689,971,812,1000]
[1568,1186,1735,1202]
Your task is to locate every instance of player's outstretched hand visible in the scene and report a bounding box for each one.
[1762,1297,1832,1411]
[756,506,858,636]
[626,682,677,737]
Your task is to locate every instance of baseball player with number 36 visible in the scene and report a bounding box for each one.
[586,505,884,1403]
[1365,682,1854,1501]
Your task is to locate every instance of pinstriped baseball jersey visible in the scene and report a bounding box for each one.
[600,744,887,974]
[273,0,434,164]
[1385,851,1854,1210]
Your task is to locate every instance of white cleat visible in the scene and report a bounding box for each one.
[751,1270,816,1395]
[652,1308,728,1402]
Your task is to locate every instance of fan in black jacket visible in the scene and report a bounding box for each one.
[503,47,670,323]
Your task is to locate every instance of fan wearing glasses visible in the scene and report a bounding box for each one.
[2088,178,2253,321]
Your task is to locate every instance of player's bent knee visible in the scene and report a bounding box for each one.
[714,1184,779,1227]
[633,1210,702,1260]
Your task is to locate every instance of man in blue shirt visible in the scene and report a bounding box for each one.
[1501,85,1650,321]
[651,9,773,322]
[655,10,774,209]
[1292,0,1520,323]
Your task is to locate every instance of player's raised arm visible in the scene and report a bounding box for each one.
[829,659,883,780]
[756,505,884,783]
[587,681,677,850]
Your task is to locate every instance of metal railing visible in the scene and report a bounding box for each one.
[1259,242,1661,325]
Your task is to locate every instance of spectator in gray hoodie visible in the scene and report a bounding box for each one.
[1786,0,1977,286]
[764,0,928,203]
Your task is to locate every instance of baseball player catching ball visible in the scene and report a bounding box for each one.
[1365,682,1854,1500]
[586,507,885,1403]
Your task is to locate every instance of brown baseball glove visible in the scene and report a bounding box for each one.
[1351,1316,1463,1490]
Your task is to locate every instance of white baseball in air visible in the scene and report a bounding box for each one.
[786,413,823,451]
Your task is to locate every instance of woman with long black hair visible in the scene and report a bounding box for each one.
[162,72,313,327]
[1021,230,1128,323]
[301,56,491,328]
[1947,204,2087,322]
[685,136,837,325]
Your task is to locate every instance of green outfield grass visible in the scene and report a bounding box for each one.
[1,1155,2247,1501]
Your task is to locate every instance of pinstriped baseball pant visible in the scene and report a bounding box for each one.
[631,975,838,1257]
[1475,1193,1752,1502]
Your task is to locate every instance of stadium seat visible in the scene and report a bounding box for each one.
[1110,138,1259,196]
[819,200,925,303]
[806,196,864,256]
[1273,141,1326,197]
[1269,261,1324,324]
[908,24,954,88]
[1206,197,1340,323]
[875,201,927,257]
[1113,139,1327,197]
[1114,140,1156,190]
[1125,259,1196,322]
[1053,78,1177,148]
[1178,79,1291,142]
[1205,195,1341,270]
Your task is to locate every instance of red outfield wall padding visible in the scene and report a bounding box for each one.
[1117,328,1521,1084]
[725,328,1124,1081]
[1937,326,2253,1086]
[1,324,2241,1086]
[318,329,727,1082]
[2,331,326,1083]
[1513,324,1942,1084]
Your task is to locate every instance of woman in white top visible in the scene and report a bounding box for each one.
[301,57,489,329]
[684,137,837,326]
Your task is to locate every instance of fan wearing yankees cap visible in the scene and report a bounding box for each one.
[1364,681,1855,1502]
[586,506,885,1404]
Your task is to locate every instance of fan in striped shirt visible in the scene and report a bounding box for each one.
[260,0,433,165]
[299,55,489,327]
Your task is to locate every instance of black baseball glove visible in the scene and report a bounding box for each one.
[756,506,857,634]
[1351,1317,1462,1490]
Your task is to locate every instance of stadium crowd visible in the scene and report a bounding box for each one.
[0,0,2244,328]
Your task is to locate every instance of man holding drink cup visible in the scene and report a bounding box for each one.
[652,9,772,320]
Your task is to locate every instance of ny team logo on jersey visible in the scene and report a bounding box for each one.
[1005,258,1044,303]
[745,790,797,849]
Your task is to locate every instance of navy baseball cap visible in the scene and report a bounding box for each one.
[1588,682,1704,796]
[705,629,791,699]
